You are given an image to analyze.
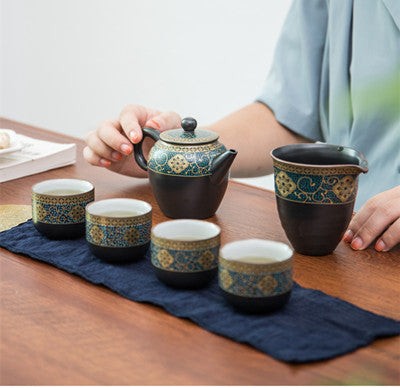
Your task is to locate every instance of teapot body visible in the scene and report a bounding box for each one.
[134,119,237,219]
[148,141,229,219]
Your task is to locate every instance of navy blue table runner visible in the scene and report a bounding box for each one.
[1,220,399,363]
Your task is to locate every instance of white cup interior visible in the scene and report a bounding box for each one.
[86,198,151,216]
[32,179,93,195]
[152,219,220,241]
[220,239,292,264]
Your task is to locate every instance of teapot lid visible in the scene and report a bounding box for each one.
[160,117,219,145]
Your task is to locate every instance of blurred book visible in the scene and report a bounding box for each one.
[0,130,76,183]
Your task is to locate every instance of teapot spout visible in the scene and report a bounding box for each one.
[210,149,238,185]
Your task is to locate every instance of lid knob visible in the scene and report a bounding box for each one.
[181,117,197,132]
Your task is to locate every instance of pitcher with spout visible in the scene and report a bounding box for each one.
[271,143,368,255]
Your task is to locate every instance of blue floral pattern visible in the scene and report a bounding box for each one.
[151,234,220,272]
[219,257,292,297]
[147,141,227,177]
[86,221,151,248]
[273,164,360,204]
[32,191,94,224]
[86,213,151,248]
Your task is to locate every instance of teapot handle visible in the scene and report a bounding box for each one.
[133,127,161,171]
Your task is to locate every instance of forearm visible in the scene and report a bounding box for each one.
[208,102,309,177]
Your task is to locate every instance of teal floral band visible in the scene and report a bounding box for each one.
[86,213,151,248]
[32,191,94,225]
[273,166,359,204]
[147,141,227,177]
[219,257,293,298]
[151,234,220,272]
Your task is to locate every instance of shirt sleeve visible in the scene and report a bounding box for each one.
[257,0,328,141]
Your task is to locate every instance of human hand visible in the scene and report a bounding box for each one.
[83,105,181,177]
[343,185,400,252]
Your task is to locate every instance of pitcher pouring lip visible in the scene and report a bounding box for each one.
[333,145,369,173]
[270,143,369,175]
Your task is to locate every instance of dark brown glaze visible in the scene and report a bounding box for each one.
[87,242,150,264]
[275,197,355,256]
[33,221,85,240]
[220,289,292,314]
[148,172,229,219]
[153,266,217,289]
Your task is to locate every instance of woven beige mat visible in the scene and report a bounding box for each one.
[0,205,32,232]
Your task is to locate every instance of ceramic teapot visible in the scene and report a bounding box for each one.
[134,117,237,219]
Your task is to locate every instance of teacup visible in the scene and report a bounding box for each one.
[271,143,368,255]
[151,219,221,288]
[219,239,293,314]
[32,179,94,239]
[86,198,152,263]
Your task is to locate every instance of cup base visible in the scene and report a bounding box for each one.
[88,242,150,264]
[153,265,217,289]
[221,289,291,314]
[33,221,85,240]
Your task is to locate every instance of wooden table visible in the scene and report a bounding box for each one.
[1,118,399,385]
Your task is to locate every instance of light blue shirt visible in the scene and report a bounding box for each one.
[258,0,400,209]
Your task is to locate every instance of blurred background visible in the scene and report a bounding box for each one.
[1,0,292,188]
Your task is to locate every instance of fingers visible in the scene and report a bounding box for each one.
[145,111,181,133]
[84,120,131,168]
[86,130,123,161]
[83,145,111,168]
[344,197,383,242]
[119,105,151,143]
[350,200,399,250]
[119,105,181,143]
[87,120,132,153]
[84,105,182,176]
[344,186,400,252]
[97,121,133,155]
[375,219,400,252]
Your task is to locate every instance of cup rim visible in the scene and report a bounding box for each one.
[32,179,94,195]
[86,198,152,217]
[220,239,293,265]
[152,219,221,242]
